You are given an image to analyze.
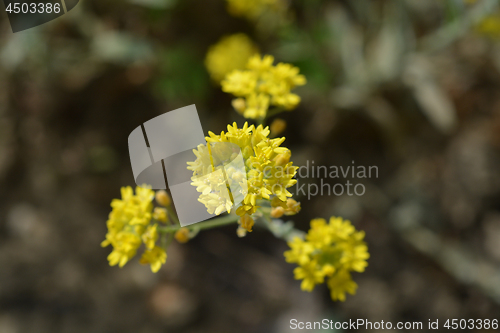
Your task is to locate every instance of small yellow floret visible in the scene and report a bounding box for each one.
[140,246,167,273]
[270,118,287,136]
[271,206,285,218]
[239,214,255,232]
[153,207,169,223]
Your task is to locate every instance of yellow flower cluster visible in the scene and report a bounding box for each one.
[284,217,369,301]
[101,186,167,273]
[222,55,306,120]
[187,122,299,232]
[205,33,258,83]
[226,0,285,20]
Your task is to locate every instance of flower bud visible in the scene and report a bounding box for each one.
[174,228,190,243]
[274,150,291,166]
[239,214,255,232]
[285,199,301,215]
[271,197,286,208]
[271,206,285,218]
[270,118,287,136]
[153,207,169,223]
[236,226,247,238]
[155,190,171,207]
[232,98,246,114]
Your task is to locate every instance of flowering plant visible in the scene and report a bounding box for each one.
[102,49,369,302]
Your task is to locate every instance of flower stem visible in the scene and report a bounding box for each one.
[158,213,240,233]
[264,107,285,124]
[166,205,180,226]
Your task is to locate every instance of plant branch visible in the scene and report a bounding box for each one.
[158,213,240,233]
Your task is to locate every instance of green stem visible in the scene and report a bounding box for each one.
[264,107,285,124]
[257,208,305,242]
[158,213,240,233]
[164,232,175,248]
[166,205,180,226]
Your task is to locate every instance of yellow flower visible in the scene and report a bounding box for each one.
[328,270,358,302]
[106,232,141,268]
[142,224,159,250]
[476,14,500,38]
[271,206,285,218]
[222,54,306,120]
[243,93,270,119]
[225,0,286,20]
[294,261,326,292]
[236,226,248,237]
[188,122,300,225]
[232,98,247,114]
[284,198,301,215]
[270,118,286,136]
[153,207,168,223]
[284,237,314,266]
[284,217,369,301]
[174,228,190,243]
[155,190,171,207]
[205,33,258,83]
[140,246,167,273]
[239,214,255,232]
[222,70,257,96]
[101,186,154,268]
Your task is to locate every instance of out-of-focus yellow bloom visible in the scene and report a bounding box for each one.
[155,190,171,207]
[187,122,300,227]
[142,224,159,250]
[284,198,301,215]
[476,14,500,38]
[293,261,326,292]
[239,214,255,232]
[232,98,247,113]
[222,55,306,120]
[140,246,167,273]
[236,226,248,237]
[271,206,285,218]
[271,197,301,216]
[284,237,314,266]
[174,228,190,243]
[205,33,258,83]
[270,118,287,136]
[153,207,168,223]
[226,0,285,20]
[284,217,369,302]
[101,186,155,268]
[328,270,358,302]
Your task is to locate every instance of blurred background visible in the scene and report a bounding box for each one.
[1,0,500,332]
